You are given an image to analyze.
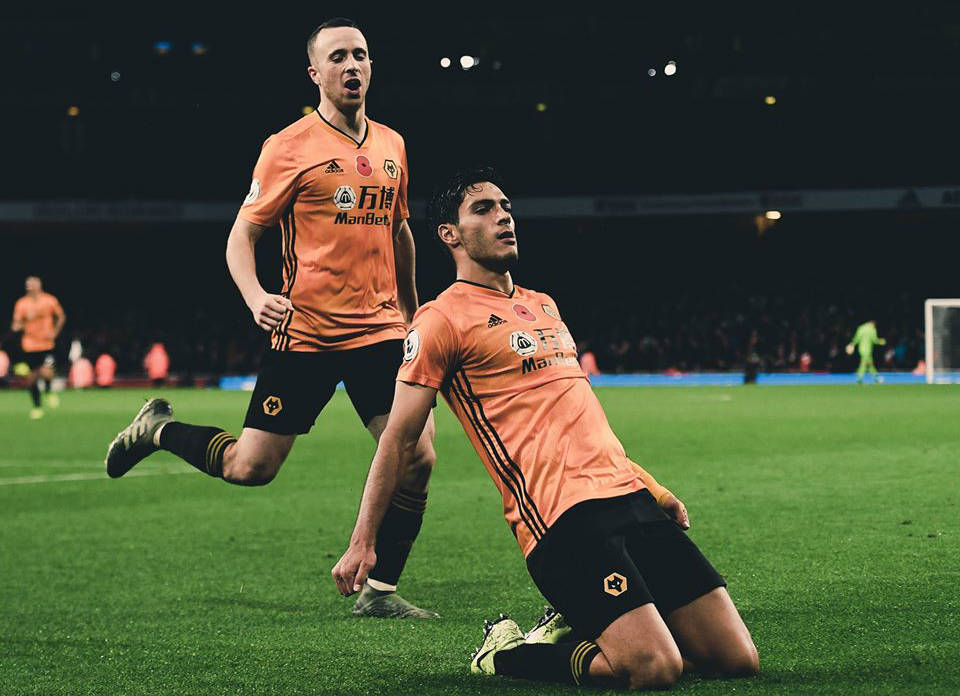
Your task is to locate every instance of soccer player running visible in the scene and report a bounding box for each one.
[846,319,886,384]
[10,276,65,419]
[105,18,438,619]
[333,167,759,689]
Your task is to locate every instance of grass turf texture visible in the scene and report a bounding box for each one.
[0,385,957,696]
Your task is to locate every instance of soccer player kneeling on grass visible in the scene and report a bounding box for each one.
[333,167,759,689]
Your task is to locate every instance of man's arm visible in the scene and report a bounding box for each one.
[226,216,293,331]
[52,305,66,338]
[393,218,419,325]
[846,326,861,353]
[11,301,24,333]
[332,381,437,595]
[631,462,690,530]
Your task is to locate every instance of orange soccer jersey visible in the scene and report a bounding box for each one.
[13,292,63,353]
[238,112,410,351]
[397,281,647,557]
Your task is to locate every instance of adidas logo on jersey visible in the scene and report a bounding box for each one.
[487,314,506,328]
[324,160,344,174]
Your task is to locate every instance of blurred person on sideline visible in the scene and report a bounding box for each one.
[10,276,65,418]
[846,319,886,384]
[95,353,116,388]
[144,342,170,387]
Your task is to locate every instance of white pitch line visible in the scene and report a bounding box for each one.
[0,468,198,486]
[0,458,184,469]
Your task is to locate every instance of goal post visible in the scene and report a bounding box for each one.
[924,299,960,384]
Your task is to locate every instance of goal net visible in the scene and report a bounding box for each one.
[924,299,960,383]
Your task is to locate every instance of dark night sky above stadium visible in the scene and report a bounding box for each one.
[3,3,960,198]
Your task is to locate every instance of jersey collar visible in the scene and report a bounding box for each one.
[454,278,516,298]
[315,109,369,148]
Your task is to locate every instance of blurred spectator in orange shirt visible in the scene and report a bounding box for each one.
[579,350,601,376]
[144,342,170,386]
[95,353,116,388]
[70,357,95,388]
[0,349,9,386]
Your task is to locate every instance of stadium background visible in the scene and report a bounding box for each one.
[2,6,959,696]
[3,5,960,381]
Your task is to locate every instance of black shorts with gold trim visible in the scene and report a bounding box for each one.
[23,351,55,371]
[526,489,726,640]
[242,340,403,435]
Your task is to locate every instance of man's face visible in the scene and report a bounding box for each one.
[452,182,518,272]
[25,277,40,294]
[307,27,371,110]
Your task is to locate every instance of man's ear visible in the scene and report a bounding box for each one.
[438,224,460,248]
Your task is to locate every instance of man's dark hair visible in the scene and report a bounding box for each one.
[426,166,507,249]
[306,18,359,61]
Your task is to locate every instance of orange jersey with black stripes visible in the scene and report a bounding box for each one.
[397,281,644,556]
[238,111,409,351]
[13,292,63,352]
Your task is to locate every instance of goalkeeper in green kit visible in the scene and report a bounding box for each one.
[846,320,886,384]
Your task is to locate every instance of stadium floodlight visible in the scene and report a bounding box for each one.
[440,57,451,68]
[66,106,79,117]
[764,210,781,220]
[153,41,172,55]
[664,61,677,76]
[460,55,475,70]
[647,68,656,77]
[924,299,960,383]
[110,71,121,82]
[765,95,777,105]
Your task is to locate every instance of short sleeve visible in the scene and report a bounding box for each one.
[397,306,459,389]
[237,135,300,227]
[396,139,409,220]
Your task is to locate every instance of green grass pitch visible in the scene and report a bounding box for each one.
[1,385,957,695]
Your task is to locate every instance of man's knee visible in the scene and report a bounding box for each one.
[223,447,284,486]
[713,641,759,678]
[614,649,682,691]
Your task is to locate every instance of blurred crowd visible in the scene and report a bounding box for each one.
[2,291,920,382]
[570,290,922,374]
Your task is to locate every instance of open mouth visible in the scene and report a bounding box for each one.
[345,78,361,91]
[497,230,516,242]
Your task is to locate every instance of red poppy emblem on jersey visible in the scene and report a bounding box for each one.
[513,304,536,322]
[356,155,373,177]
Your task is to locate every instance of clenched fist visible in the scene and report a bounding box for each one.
[248,292,293,331]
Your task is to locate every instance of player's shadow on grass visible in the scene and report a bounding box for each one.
[753,656,930,691]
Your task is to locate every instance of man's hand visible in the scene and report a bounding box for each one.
[332,543,377,596]
[248,293,293,331]
[659,493,690,530]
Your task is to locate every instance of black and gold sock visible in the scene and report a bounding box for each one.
[369,488,427,587]
[158,422,236,477]
[29,382,41,407]
[493,641,602,686]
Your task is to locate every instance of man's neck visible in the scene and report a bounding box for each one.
[456,265,514,295]
[317,101,366,141]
